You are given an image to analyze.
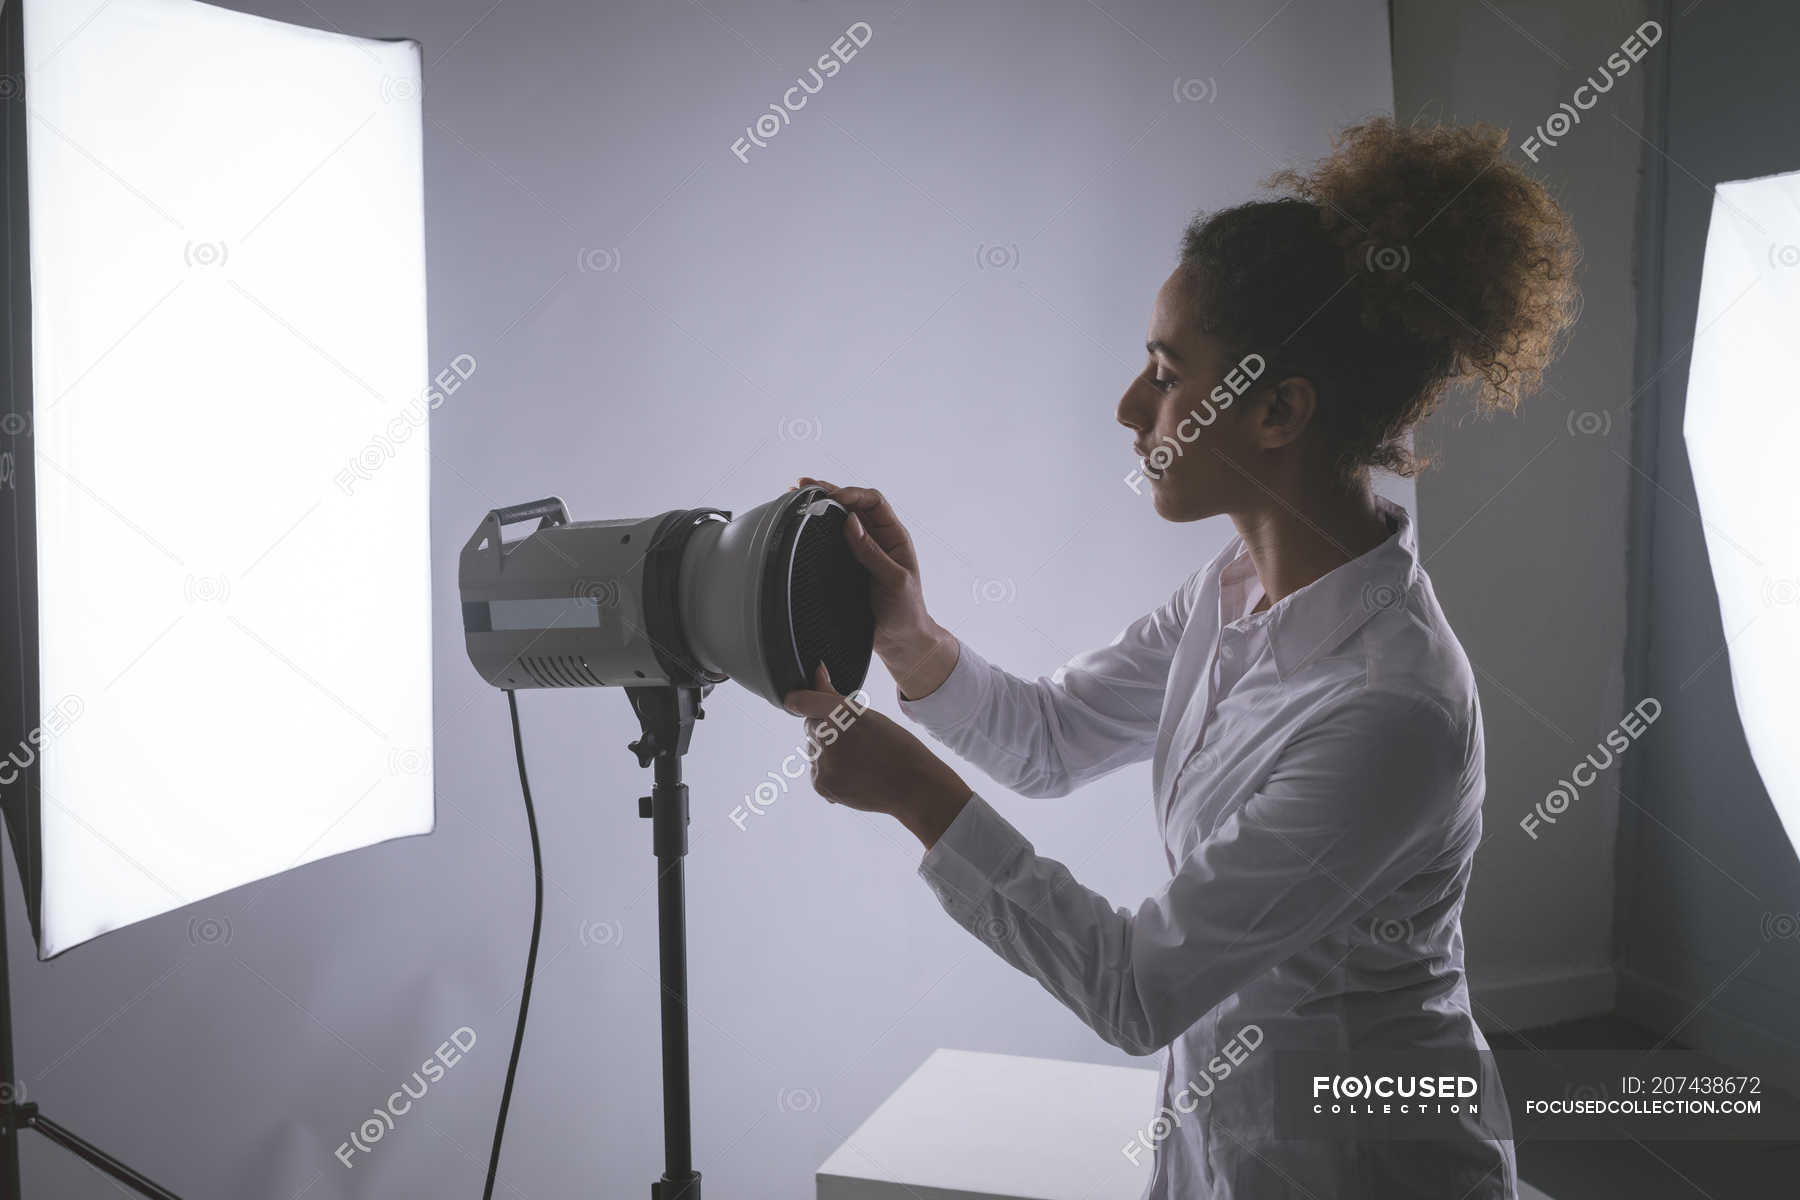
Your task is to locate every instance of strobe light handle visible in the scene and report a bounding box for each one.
[490,497,570,528]
[465,497,570,573]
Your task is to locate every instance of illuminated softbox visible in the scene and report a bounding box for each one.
[1683,167,1800,861]
[1,0,432,957]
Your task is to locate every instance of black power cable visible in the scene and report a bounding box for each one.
[484,690,543,1200]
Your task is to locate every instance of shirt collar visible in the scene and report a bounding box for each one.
[1217,495,1420,682]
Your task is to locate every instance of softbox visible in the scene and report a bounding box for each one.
[0,0,434,958]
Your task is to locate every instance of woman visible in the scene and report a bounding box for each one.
[783,116,1580,1199]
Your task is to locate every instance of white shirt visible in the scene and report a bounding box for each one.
[901,497,1517,1200]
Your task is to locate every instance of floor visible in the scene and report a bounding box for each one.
[1486,1014,1800,1200]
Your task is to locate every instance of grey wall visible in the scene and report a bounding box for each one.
[6,1,1402,1196]
[1613,0,1800,1089]
[1391,3,1649,1029]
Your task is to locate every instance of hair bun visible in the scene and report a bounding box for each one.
[1266,117,1582,415]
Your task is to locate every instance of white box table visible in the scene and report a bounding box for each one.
[817,1048,1160,1200]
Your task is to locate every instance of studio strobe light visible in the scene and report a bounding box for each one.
[460,485,874,706]
[458,485,875,1200]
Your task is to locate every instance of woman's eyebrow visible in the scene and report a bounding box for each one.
[1146,339,1183,363]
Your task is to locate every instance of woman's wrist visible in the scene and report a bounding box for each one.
[883,620,959,702]
[895,774,971,851]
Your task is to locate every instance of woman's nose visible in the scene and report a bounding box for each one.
[1117,377,1153,433]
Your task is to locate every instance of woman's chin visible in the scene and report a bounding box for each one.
[1151,483,1214,524]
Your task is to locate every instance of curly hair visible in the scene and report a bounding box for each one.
[1178,116,1582,478]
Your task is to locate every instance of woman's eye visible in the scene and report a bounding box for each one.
[1153,374,1178,393]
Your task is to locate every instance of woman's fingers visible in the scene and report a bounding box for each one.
[798,479,913,557]
[843,512,909,587]
[783,663,844,717]
[799,477,886,519]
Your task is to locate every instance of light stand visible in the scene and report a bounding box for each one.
[461,486,872,1195]
[624,684,709,1200]
[0,852,185,1199]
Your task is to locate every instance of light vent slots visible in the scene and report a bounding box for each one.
[522,655,602,687]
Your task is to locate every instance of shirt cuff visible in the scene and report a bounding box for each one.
[916,791,1032,918]
[895,634,988,734]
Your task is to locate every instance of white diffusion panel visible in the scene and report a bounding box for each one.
[23,0,432,956]
[1683,168,1800,862]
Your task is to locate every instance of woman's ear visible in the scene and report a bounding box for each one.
[1251,374,1318,451]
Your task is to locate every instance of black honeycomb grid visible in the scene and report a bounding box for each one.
[766,498,874,699]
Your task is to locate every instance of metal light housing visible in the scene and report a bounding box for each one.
[459,485,875,708]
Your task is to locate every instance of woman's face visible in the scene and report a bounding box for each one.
[1116,268,1265,522]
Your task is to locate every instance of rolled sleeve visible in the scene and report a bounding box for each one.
[895,634,988,735]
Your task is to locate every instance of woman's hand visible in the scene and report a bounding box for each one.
[783,663,971,849]
[793,477,959,700]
